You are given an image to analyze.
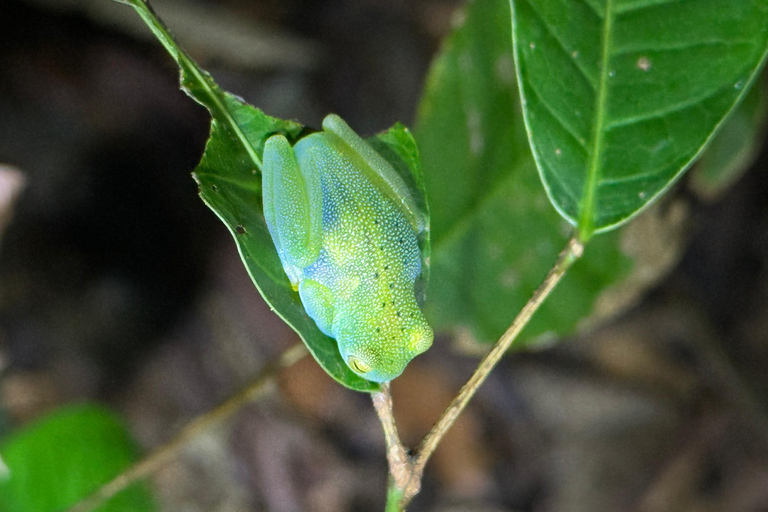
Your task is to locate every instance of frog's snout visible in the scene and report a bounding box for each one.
[408,322,433,356]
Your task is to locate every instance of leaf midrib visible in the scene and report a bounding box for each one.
[578,0,614,241]
[129,0,264,171]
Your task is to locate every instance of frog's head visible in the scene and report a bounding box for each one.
[335,311,433,383]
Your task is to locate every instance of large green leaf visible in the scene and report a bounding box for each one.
[117,1,432,392]
[417,0,632,346]
[0,405,154,512]
[511,0,768,239]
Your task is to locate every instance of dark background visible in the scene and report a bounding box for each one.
[1,0,768,511]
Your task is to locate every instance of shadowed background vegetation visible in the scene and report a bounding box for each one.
[2,0,768,510]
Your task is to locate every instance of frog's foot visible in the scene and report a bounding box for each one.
[298,279,335,337]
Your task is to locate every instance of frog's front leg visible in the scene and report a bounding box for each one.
[298,279,335,336]
[262,134,324,285]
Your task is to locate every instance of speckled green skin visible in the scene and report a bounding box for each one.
[262,115,433,382]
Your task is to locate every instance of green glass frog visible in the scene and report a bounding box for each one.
[262,114,433,382]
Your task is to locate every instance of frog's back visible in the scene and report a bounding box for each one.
[292,133,421,294]
[288,122,432,382]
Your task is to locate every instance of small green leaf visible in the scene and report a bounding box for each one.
[692,71,768,198]
[0,404,154,512]
[115,1,430,392]
[511,0,768,239]
[416,0,632,346]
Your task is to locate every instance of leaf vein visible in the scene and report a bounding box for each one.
[606,85,729,130]
[613,39,756,56]
[613,0,681,16]
[598,170,661,185]
[526,79,590,151]
[196,172,261,192]
[542,163,583,205]
[578,0,614,238]
[576,0,605,19]
[521,0,599,89]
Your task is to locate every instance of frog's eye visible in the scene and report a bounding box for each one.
[348,356,372,374]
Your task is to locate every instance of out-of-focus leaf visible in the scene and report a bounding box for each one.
[511,0,768,239]
[116,1,432,391]
[0,404,154,512]
[416,0,633,346]
[691,72,768,198]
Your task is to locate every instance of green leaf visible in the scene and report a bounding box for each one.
[120,0,377,392]
[0,404,154,512]
[416,0,632,346]
[511,0,768,239]
[192,109,423,393]
[115,1,430,392]
[691,71,768,198]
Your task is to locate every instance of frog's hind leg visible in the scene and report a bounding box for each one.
[321,114,425,232]
[262,134,323,273]
[298,279,335,337]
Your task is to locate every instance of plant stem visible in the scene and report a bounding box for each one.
[385,479,406,512]
[66,343,307,512]
[372,384,412,494]
[377,236,584,509]
[414,237,582,468]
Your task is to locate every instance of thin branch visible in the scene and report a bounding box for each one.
[371,384,412,492]
[414,237,582,470]
[385,478,406,512]
[376,236,584,509]
[66,343,308,512]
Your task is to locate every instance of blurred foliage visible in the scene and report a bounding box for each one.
[0,405,154,512]
[416,0,768,346]
[692,71,768,198]
[416,0,631,346]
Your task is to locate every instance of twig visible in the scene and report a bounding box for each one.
[66,343,307,512]
[413,238,583,470]
[372,384,412,496]
[385,478,406,512]
[375,236,584,509]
